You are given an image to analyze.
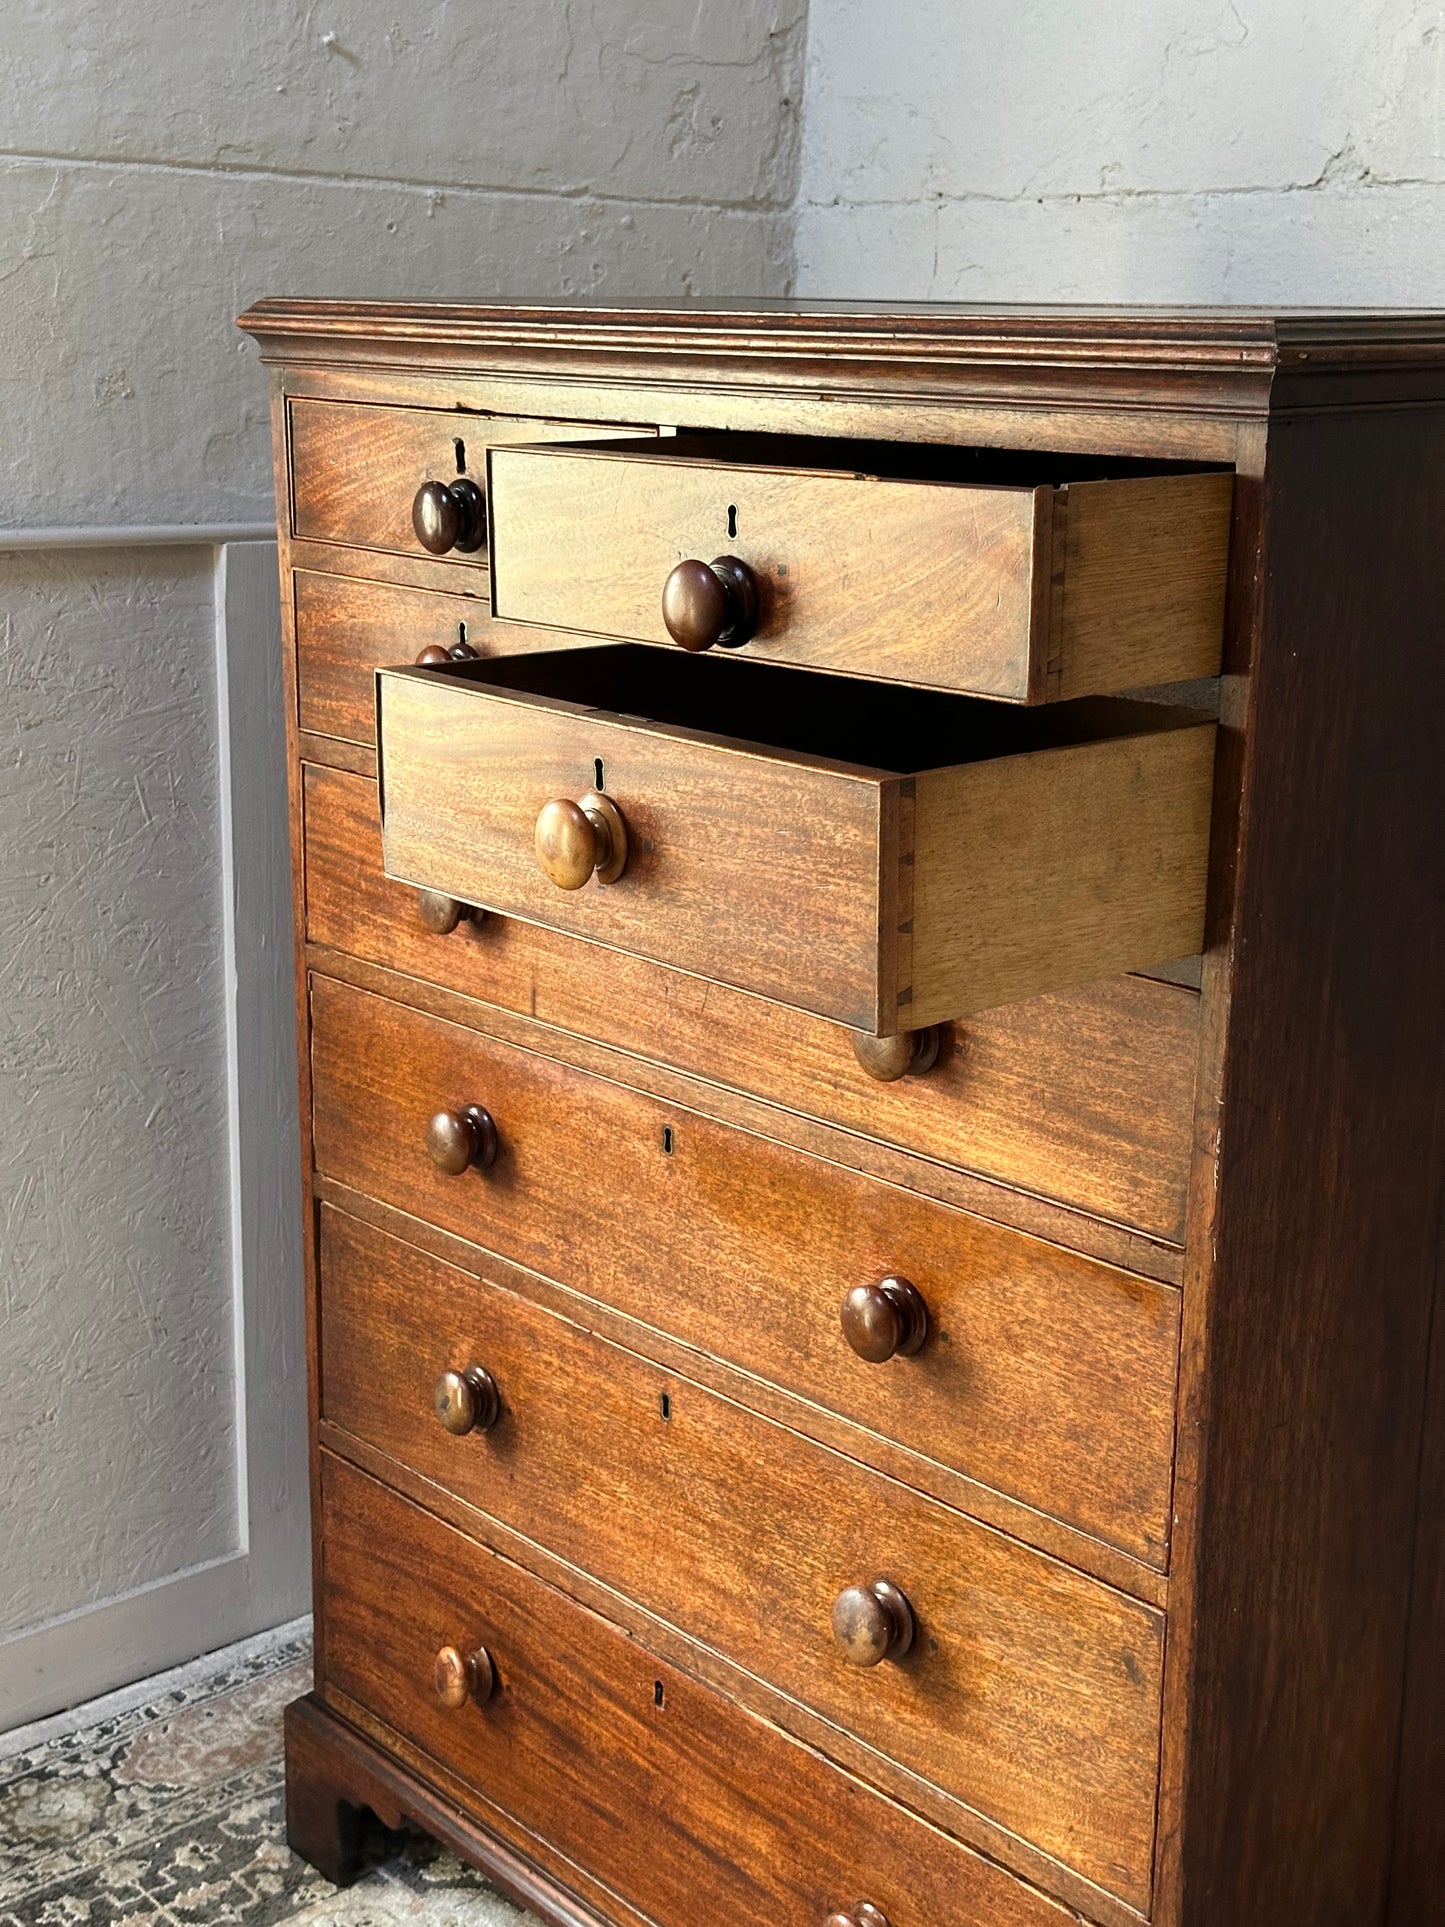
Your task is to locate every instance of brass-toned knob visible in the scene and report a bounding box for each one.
[434,1365,500,1436]
[535,790,628,890]
[412,478,486,555]
[415,640,480,666]
[840,1277,929,1363]
[852,1027,942,1083]
[826,1908,892,1927]
[661,555,759,652]
[427,1104,499,1176]
[831,1579,914,1667]
[416,889,483,936]
[434,1644,494,1709]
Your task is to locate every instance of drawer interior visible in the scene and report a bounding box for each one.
[436,643,1216,775]
[532,429,1222,487]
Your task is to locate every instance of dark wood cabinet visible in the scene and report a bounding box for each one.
[238,299,1445,1927]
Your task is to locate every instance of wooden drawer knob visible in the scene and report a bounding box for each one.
[415,640,480,666]
[852,1027,942,1083]
[416,889,483,936]
[840,1277,929,1363]
[535,790,628,890]
[412,478,485,555]
[434,1643,494,1708]
[427,1104,499,1175]
[434,1364,500,1436]
[826,1908,891,1927]
[832,1579,915,1667]
[661,555,759,651]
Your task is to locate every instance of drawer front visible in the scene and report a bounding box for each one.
[318,1213,1163,1906]
[489,442,1231,701]
[311,979,1180,1563]
[295,571,589,747]
[304,762,1200,1244]
[288,400,646,560]
[377,649,1215,1034]
[378,654,896,1033]
[320,1452,1075,1927]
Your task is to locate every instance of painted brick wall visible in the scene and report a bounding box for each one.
[796,0,1445,302]
[2,0,806,527]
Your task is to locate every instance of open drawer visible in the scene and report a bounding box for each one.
[376,647,1216,1038]
[487,434,1234,701]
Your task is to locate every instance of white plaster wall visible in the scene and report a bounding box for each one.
[796,0,1445,302]
[0,2,805,1723]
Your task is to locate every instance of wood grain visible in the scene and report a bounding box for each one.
[490,439,1229,703]
[242,299,1445,1927]
[244,301,1445,437]
[294,569,593,746]
[309,1023,1180,1566]
[316,1452,1079,1927]
[278,354,1246,466]
[377,656,891,1032]
[1389,1237,1445,1925]
[315,1228,1163,1908]
[285,1690,647,1926]
[1050,473,1232,700]
[316,1176,1171,1607]
[266,370,331,1694]
[1165,405,1445,1926]
[311,937,1190,1282]
[289,399,647,558]
[378,649,1216,1035]
[911,719,1216,1028]
[304,760,1200,1245]
[489,439,1042,697]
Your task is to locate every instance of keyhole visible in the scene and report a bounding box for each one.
[458,621,468,649]
[662,1125,674,1155]
[653,1680,666,1708]
[594,758,605,792]
[454,438,467,474]
[660,1392,672,1421]
[726,503,737,539]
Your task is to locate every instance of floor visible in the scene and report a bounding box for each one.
[0,1626,538,1927]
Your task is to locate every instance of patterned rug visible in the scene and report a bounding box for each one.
[0,1628,536,1926]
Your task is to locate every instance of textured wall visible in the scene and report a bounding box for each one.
[1,0,807,527]
[0,548,233,1634]
[796,0,1445,302]
[0,2,805,1711]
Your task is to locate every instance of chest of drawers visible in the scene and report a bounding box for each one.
[238,301,1445,1927]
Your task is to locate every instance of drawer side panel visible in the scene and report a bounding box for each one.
[910,722,1217,1027]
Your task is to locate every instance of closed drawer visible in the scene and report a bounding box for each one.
[288,400,647,561]
[318,1211,1163,1907]
[320,1452,1076,1927]
[311,977,1179,1566]
[377,646,1216,1036]
[306,764,1200,1243]
[294,572,589,747]
[488,435,1232,700]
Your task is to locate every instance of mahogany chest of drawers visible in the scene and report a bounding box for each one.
[237,301,1445,1927]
